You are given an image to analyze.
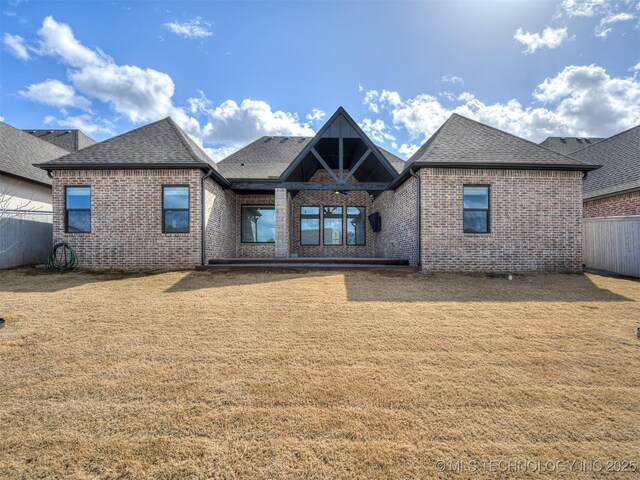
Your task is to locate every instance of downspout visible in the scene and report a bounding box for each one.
[201,168,215,266]
[409,168,421,268]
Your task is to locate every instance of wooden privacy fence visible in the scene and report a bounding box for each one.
[0,211,53,269]
[583,216,640,278]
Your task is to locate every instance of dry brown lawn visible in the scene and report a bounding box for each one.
[0,268,639,479]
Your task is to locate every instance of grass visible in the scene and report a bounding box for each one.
[0,268,639,479]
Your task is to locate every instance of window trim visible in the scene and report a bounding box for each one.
[65,185,91,234]
[299,205,321,246]
[162,185,190,234]
[240,204,276,244]
[346,205,366,246]
[463,184,490,234]
[322,205,344,246]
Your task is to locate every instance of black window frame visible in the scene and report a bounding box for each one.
[346,206,366,246]
[323,205,344,246]
[463,184,490,234]
[162,185,190,234]
[65,185,91,234]
[240,204,276,244]
[300,205,321,246]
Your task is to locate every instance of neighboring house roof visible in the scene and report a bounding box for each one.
[36,117,220,172]
[23,129,97,152]
[570,124,640,200]
[539,136,604,155]
[405,114,597,171]
[0,121,69,186]
[216,135,405,180]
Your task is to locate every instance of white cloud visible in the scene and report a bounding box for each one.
[43,114,115,136]
[558,0,637,38]
[513,27,569,53]
[164,18,213,39]
[595,12,634,38]
[561,0,608,17]
[34,16,190,126]
[15,16,319,161]
[360,63,640,157]
[3,33,29,60]
[200,99,315,147]
[306,108,326,123]
[441,75,464,84]
[363,88,403,113]
[360,118,396,144]
[19,79,91,110]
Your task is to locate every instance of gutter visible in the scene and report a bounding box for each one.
[409,168,421,268]
[200,168,215,266]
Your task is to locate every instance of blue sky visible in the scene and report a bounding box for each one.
[1,0,639,160]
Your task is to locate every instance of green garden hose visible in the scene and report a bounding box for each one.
[45,242,78,271]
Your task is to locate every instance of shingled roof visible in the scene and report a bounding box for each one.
[570,124,640,200]
[36,117,218,172]
[406,114,598,171]
[217,135,405,180]
[0,121,69,186]
[539,136,604,155]
[24,129,97,152]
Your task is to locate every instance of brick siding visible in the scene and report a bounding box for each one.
[584,191,640,218]
[372,176,418,266]
[204,177,236,259]
[419,168,584,273]
[52,169,202,270]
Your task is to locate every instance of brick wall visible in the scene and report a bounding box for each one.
[419,168,584,273]
[204,177,236,259]
[53,169,202,270]
[236,194,276,258]
[372,176,418,265]
[290,170,374,258]
[584,191,640,218]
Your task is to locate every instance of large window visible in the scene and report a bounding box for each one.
[347,207,366,246]
[65,186,91,233]
[241,205,275,243]
[323,206,343,245]
[300,206,320,246]
[163,186,190,233]
[463,185,490,233]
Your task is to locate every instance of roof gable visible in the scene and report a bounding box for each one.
[280,107,399,183]
[0,121,69,186]
[571,124,640,199]
[35,117,217,171]
[407,114,597,171]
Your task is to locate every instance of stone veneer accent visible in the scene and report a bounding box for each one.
[289,170,375,258]
[53,169,202,270]
[583,191,640,218]
[204,177,236,259]
[372,176,418,266]
[236,194,276,258]
[419,168,584,273]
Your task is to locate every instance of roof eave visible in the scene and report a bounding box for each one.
[0,169,52,187]
[389,161,601,190]
[584,186,640,202]
[33,162,232,187]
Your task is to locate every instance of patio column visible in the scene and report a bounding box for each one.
[275,188,290,258]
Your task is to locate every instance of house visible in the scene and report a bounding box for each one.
[24,129,97,152]
[568,125,640,218]
[0,122,68,268]
[35,107,597,272]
